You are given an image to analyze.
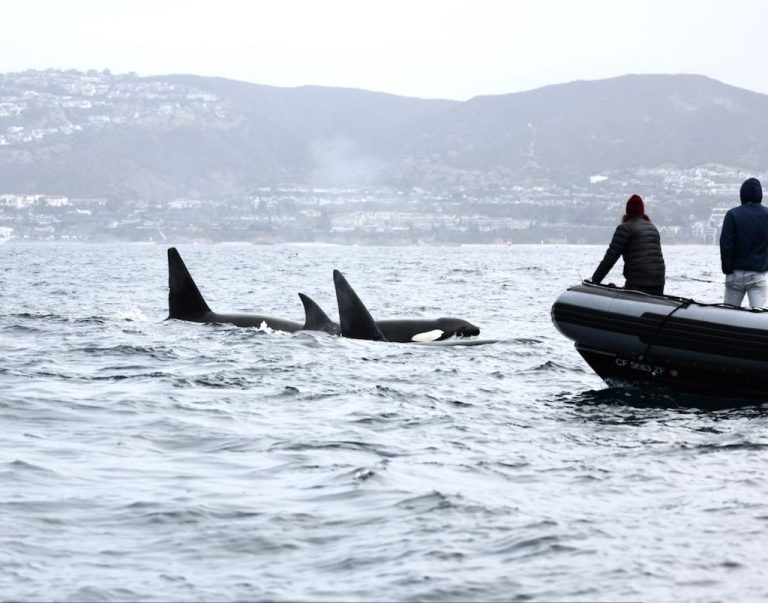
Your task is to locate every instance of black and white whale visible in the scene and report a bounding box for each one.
[301,288,482,343]
[297,274,482,342]
[167,247,302,332]
[330,269,488,344]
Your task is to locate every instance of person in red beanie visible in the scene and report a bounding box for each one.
[589,194,666,295]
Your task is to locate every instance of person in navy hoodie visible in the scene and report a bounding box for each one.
[720,178,768,308]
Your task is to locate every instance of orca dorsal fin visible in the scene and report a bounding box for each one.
[168,247,211,319]
[298,293,341,335]
[333,270,388,341]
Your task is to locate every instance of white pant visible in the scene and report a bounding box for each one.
[724,270,768,308]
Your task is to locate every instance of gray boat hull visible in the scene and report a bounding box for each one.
[552,283,768,401]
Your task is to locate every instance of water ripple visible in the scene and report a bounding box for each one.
[1,243,767,602]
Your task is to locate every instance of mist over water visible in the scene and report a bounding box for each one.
[2,243,767,602]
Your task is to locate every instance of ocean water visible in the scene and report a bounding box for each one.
[2,242,767,602]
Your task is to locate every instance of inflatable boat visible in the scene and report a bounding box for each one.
[551,282,768,400]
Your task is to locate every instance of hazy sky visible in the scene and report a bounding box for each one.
[5,0,768,99]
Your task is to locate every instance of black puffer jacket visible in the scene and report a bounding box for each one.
[591,216,665,288]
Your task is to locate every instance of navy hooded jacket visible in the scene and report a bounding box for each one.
[720,178,768,274]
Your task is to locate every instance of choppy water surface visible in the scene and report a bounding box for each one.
[2,243,767,602]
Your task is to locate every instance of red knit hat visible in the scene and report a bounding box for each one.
[626,194,645,217]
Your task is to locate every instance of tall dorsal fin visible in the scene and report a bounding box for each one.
[333,270,388,341]
[168,247,211,319]
[298,293,341,335]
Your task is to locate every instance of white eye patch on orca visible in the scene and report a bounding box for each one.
[411,329,444,343]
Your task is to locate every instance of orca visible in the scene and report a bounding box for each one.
[167,247,302,332]
[331,269,483,343]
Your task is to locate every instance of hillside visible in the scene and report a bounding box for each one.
[401,74,768,185]
[1,70,767,199]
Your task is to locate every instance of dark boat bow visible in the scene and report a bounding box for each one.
[552,282,768,400]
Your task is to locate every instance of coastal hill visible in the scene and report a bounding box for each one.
[1,70,767,199]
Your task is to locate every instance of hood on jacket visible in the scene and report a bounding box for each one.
[740,178,763,204]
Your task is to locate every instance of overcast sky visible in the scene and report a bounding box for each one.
[5,0,768,99]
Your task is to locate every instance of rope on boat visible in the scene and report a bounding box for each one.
[579,280,768,360]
